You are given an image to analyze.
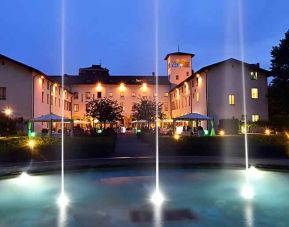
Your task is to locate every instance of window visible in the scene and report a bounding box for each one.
[0,87,6,100]
[58,98,60,107]
[74,104,79,112]
[163,102,168,111]
[55,97,57,106]
[229,94,235,105]
[42,79,45,89]
[131,92,136,97]
[251,71,258,80]
[81,94,83,102]
[85,92,91,100]
[97,92,102,99]
[120,92,124,97]
[47,94,49,104]
[196,92,200,102]
[164,92,169,97]
[120,102,124,110]
[59,87,61,96]
[41,92,44,103]
[108,92,113,97]
[74,92,79,99]
[186,72,189,77]
[47,81,50,90]
[51,95,53,105]
[252,114,260,122]
[176,75,179,80]
[251,88,258,99]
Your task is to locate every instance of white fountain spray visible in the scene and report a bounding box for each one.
[57,0,69,208]
[237,0,254,200]
[150,0,165,207]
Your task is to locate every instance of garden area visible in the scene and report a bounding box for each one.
[0,134,117,163]
[138,133,289,159]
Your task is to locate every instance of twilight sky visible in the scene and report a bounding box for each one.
[0,0,288,76]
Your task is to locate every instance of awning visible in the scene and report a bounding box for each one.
[173,113,213,121]
[30,114,73,122]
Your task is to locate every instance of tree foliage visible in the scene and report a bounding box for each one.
[131,97,165,122]
[86,98,123,125]
[269,29,289,117]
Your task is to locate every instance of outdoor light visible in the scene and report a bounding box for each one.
[141,82,148,91]
[119,83,126,92]
[57,192,69,207]
[97,129,102,134]
[248,166,262,179]
[150,189,165,206]
[184,82,189,94]
[196,74,200,78]
[27,140,36,149]
[30,132,36,138]
[265,129,270,135]
[219,130,225,136]
[285,131,289,140]
[204,129,209,136]
[136,128,141,133]
[174,134,180,140]
[241,183,254,200]
[4,108,12,116]
[54,83,58,87]
[96,82,102,92]
[19,172,31,182]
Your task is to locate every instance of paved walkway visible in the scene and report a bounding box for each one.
[114,134,154,156]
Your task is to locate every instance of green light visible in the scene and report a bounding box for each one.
[97,129,102,134]
[31,132,36,137]
[136,129,141,133]
[204,130,209,136]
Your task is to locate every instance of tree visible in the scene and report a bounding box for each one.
[268,29,289,129]
[86,98,123,127]
[131,97,165,127]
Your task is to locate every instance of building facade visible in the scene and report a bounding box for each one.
[0,52,269,132]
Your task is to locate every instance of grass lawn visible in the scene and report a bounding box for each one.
[0,135,116,163]
[139,134,289,159]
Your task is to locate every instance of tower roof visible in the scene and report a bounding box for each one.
[164,51,195,60]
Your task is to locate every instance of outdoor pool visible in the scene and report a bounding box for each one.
[0,167,289,226]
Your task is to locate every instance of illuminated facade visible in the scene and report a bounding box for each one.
[0,52,269,132]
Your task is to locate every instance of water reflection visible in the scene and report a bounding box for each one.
[58,204,68,227]
[244,201,254,227]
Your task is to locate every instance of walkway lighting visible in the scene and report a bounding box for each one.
[174,134,180,140]
[265,129,270,135]
[219,130,225,136]
[4,108,12,116]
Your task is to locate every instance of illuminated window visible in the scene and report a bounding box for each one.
[196,92,200,102]
[164,92,169,97]
[252,114,260,122]
[97,92,102,99]
[251,71,258,80]
[120,92,124,97]
[131,92,136,97]
[0,87,6,100]
[109,92,113,97]
[73,92,79,99]
[74,104,79,112]
[251,88,258,99]
[176,75,179,80]
[229,94,235,105]
[85,92,91,100]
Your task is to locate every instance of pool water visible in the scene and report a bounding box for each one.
[0,167,289,227]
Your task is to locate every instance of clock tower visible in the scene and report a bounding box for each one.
[165,51,194,86]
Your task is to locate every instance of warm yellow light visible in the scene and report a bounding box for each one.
[285,131,289,140]
[184,82,189,94]
[176,88,180,100]
[62,90,67,98]
[96,82,102,92]
[196,74,200,78]
[174,134,180,140]
[4,108,12,116]
[41,75,44,79]
[141,83,148,91]
[27,140,36,149]
[38,78,42,84]
[119,83,126,92]
[219,130,225,136]
[265,129,270,135]
[54,83,58,87]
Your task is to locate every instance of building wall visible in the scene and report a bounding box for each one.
[71,83,171,126]
[207,61,269,128]
[0,59,33,119]
[167,55,192,85]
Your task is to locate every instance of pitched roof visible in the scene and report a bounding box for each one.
[196,58,271,75]
[164,51,195,60]
[0,53,44,75]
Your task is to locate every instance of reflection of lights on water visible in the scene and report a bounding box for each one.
[248,166,262,179]
[150,189,165,207]
[57,192,69,208]
[18,172,31,183]
[241,183,254,200]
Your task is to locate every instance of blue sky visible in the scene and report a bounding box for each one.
[0,0,288,76]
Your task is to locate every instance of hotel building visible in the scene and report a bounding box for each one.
[0,51,269,132]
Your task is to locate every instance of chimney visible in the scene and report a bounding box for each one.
[256,63,260,68]
[152,72,155,76]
